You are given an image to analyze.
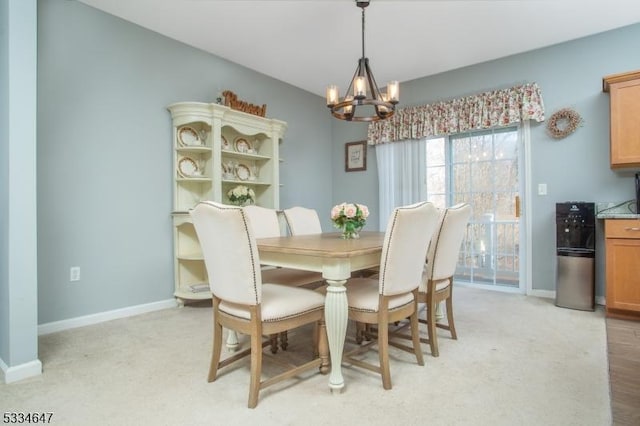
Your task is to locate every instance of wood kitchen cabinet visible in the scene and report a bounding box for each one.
[605,219,640,320]
[603,70,640,168]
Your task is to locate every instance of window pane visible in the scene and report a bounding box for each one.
[495,191,516,220]
[471,161,494,192]
[494,129,517,160]
[426,137,445,166]
[426,165,445,194]
[451,136,471,163]
[452,163,470,193]
[427,194,446,209]
[468,133,492,162]
[494,159,518,191]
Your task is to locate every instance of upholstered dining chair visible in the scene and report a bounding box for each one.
[283,206,323,235]
[244,205,325,352]
[418,202,472,357]
[244,205,324,287]
[190,201,328,408]
[341,201,440,389]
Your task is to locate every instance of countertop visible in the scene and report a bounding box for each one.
[596,201,639,219]
[598,213,640,219]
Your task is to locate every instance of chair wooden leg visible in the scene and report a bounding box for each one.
[447,296,458,340]
[248,323,263,408]
[378,310,392,390]
[427,300,439,357]
[208,320,223,382]
[269,334,278,354]
[317,319,329,374]
[364,324,374,341]
[279,331,288,351]
[313,322,319,358]
[446,295,457,340]
[355,321,366,344]
[410,307,424,366]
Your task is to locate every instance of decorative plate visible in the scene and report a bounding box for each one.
[235,163,251,181]
[234,137,252,153]
[178,126,201,146]
[178,157,198,177]
[222,135,231,151]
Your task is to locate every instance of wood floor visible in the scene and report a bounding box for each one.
[607,317,640,425]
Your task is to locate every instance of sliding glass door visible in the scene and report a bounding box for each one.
[426,127,523,291]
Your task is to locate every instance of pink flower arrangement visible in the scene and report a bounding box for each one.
[331,202,369,239]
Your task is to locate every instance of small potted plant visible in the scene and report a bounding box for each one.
[227,185,255,206]
[331,202,369,239]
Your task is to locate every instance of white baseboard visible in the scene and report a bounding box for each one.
[38,298,178,335]
[0,358,42,384]
[460,284,606,307]
[530,289,606,307]
[529,289,555,299]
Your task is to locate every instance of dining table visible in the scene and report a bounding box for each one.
[256,231,385,394]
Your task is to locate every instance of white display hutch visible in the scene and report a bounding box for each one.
[167,102,287,303]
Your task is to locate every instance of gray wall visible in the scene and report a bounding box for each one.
[331,23,640,298]
[0,0,9,367]
[330,119,381,231]
[1,0,39,373]
[37,0,332,324]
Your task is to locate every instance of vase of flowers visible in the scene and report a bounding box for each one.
[227,185,255,206]
[331,202,369,239]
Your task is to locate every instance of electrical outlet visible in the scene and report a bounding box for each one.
[70,266,81,282]
[538,183,547,196]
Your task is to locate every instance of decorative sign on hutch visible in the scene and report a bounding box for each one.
[222,90,267,117]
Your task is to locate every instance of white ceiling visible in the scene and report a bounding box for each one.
[77,0,640,97]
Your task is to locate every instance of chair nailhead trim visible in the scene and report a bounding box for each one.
[264,306,324,323]
[239,208,260,305]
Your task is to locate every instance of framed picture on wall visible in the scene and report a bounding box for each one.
[345,140,367,172]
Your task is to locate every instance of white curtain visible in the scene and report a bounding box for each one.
[375,139,426,229]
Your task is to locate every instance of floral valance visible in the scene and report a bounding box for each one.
[367,82,545,145]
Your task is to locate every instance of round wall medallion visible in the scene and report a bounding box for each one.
[547,108,582,139]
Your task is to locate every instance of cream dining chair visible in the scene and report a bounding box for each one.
[243,205,324,288]
[417,202,472,357]
[243,205,325,352]
[341,201,440,389]
[282,206,323,235]
[190,201,328,408]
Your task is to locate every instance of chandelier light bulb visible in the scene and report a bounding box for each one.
[326,85,339,106]
[354,76,367,99]
[387,81,399,103]
[343,95,354,115]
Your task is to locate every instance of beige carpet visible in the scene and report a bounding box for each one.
[1,286,610,425]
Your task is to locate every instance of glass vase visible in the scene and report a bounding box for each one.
[340,222,363,239]
[231,199,253,207]
[341,229,360,239]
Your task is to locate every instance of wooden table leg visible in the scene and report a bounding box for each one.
[225,329,239,351]
[435,301,445,322]
[324,279,348,394]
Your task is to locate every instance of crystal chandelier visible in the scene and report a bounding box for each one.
[326,0,399,122]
